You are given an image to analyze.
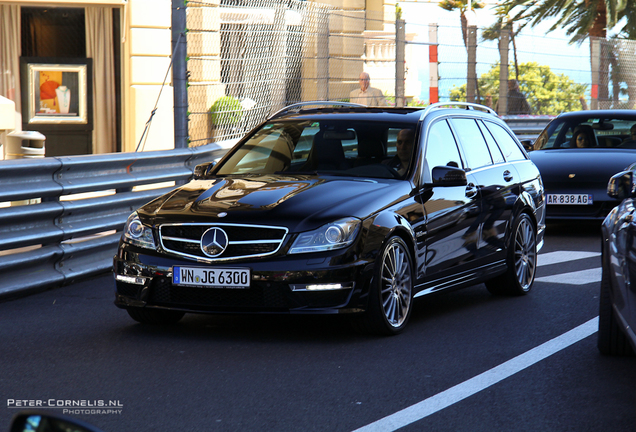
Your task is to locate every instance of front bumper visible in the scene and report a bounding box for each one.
[113,244,373,315]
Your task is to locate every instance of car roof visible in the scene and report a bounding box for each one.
[268,101,500,126]
[555,110,636,120]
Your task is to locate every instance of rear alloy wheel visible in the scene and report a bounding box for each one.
[486,213,536,296]
[126,308,185,325]
[598,267,635,356]
[354,236,414,335]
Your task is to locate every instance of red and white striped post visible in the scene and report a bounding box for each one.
[428,23,439,104]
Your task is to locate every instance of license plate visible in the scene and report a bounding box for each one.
[546,194,593,205]
[173,266,250,288]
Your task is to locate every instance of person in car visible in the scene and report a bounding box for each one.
[570,125,595,148]
[622,124,636,145]
[383,128,414,176]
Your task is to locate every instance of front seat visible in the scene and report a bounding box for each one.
[303,130,350,171]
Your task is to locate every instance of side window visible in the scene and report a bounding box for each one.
[450,118,493,169]
[477,120,505,164]
[484,121,526,161]
[423,120,463,183]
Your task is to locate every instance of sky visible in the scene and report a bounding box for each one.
[399,1,591,102]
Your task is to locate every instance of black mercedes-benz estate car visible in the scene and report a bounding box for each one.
[114,101,546,335]
[599,166,636,355]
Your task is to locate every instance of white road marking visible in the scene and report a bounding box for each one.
[535,268,602,285]
[352,317,599,432]
[537,251,601,267]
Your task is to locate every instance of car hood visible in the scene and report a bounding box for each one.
[138,174,409,232]
[529,149,636,184]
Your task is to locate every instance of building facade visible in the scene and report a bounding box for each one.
[0,0,404,156]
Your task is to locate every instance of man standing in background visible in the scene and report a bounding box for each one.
[350,72,387,106]
[506,79,532,115]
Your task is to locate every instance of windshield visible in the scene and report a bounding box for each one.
[533,117,636,150]
[214,120,416,179]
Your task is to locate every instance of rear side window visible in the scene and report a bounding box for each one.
[484,121,526,161]
[423,120,463,183]
[450,118,493,170]
[477,121,505,164]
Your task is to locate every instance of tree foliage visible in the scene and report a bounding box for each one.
[498,0,636,42]
[438,0,485,48]
[449,62,588,115]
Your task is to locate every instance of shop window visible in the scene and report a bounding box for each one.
[21,7,86,58]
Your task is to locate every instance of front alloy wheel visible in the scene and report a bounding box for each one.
[354,236,414,335]
[380,239,412,328]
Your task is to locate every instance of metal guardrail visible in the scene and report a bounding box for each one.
[0,143,228,300]
[502,115,553,142]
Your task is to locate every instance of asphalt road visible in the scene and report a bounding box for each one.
[1,221,634,432]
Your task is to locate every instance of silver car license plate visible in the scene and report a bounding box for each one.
[546,194,593,205]
[173,266,250,288]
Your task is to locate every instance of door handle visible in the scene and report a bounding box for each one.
[466,183,478,198]
[503,170,513,182]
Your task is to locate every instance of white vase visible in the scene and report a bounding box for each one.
[55,86,71,114]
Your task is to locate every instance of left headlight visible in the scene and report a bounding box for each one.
[289,217,361,254]
[122,212,156,249]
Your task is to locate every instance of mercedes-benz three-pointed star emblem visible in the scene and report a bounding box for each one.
[200,227,229,257]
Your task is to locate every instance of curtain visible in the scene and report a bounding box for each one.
[86,7,116,154]
[0,5,22,132]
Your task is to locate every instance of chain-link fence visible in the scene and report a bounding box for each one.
[184,1,636,146]
[595,37,636,110]
[186,0,392,146]
[418,23,636,114]
[426,22,592,115]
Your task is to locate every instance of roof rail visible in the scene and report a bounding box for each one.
[420,102,497,120]
[270,101,365,119]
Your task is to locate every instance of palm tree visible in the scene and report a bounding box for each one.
[439,0,485,102]
[482,4,520,81]
[438,0,485,50]
[499,0,633,107]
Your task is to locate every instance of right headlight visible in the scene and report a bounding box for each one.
[289,217,361,254]
[122,212,156,249]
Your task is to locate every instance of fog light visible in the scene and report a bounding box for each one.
[115,274,148,285]
[290,282,354,291]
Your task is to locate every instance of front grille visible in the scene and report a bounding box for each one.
[148,277,288,309]
[159,223,288,261]
[117,282,142,298]
[147,277,353,311]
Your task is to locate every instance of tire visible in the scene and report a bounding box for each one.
[126,307,185,325]
[353,236,414,335]
[485,213,536,296]
[598,267,635,356]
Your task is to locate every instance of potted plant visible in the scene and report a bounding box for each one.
[209,96,244,140]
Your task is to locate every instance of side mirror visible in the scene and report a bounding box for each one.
[520,139,533,151]
[431,165,467,187]
[193,162,216,180]
[607,170,635,200]
[10,412,105,432]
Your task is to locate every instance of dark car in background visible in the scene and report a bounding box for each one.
[599,167,636,355]
[114,102,545,335]
[529,110,636,220]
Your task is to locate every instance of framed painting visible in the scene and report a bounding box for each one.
[24,61,89,124]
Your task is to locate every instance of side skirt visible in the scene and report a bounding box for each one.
[414,260,507,298]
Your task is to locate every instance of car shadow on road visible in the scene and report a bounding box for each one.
[114,284,510,343]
